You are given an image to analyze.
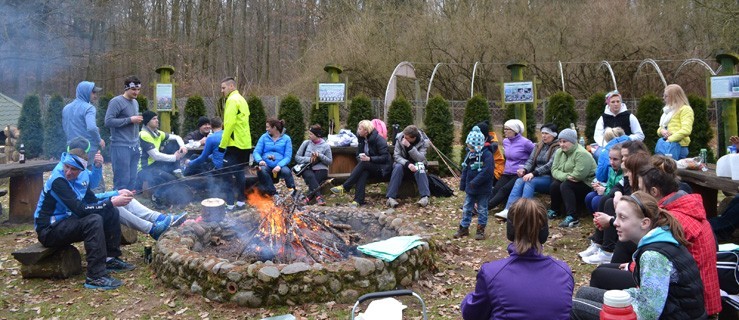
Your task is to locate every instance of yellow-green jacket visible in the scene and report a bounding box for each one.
[659,105,694,147]
[219,90,251,150]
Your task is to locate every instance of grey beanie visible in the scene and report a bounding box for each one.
[559,128,578,145]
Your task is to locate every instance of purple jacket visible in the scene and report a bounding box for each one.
[461,244,574,320]
[502,134,535,175]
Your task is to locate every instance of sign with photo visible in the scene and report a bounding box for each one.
[156,83,174,111]
[711,75,739,100]
[504,81,534,103]
[318,83,345,103]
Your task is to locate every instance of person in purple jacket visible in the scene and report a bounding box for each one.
[489,119,534,218]
[461,198,574,320]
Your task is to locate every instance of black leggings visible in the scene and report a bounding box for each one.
[589,263,637,290]
[549,179,592,218]
[488,174,517,209]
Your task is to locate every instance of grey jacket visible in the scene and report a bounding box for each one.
[104,95,140,147]
[392,131,428,167]
[523,139,559,177]
[294,139,333,171]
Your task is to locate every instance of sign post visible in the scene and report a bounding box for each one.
[154,65,176,133]
[321,64,344,134]
[715,52,739,155]
[504,62,533,138]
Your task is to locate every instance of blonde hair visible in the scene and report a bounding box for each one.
[357,120,374,134]
[603,127,625,143]
[664,84,690,110]
[509,198,548,254]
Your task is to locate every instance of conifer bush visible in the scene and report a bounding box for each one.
[43,95,66,158]
[544,91,577,136]
[347,95,373,131]
[96,93,113,158]
[277,94,305,155]
[424,95,453,174]
[309,104,329,134]
[635,93,663,152]
[137,94,149,113]
[18,95,44,159]
[688,94,715,162]
[462,94,491,135]
[183,96,207,134]
[387,96,414,131]
[504,104,537,143]
[585,92,606,143]
[247,95,267,146]
[170,103,181,135]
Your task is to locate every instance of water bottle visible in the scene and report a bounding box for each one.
[579,136,586,147]
[416,162,426,174]
[600,290,636,320]
[18,143,25,164]
[700,148,708,171]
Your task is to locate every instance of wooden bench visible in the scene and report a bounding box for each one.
[11,243,82,279]
[0,160,58,223]
[677,166,739,218]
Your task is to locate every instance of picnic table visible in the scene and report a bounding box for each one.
[677,165,739,218]
[0,159,58,223]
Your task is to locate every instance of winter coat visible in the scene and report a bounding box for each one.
[219,90,252,150]
[460,149,494,195]
[294,138,333,171]
[593,103,645,146]
[596,135,630,182]
[392,131,429,168]
[253,132,293,168]
[659,191,721,315]
[356,129,391,175]
[461,243,573,320]
[551,144,596,186]
[502,133,535,175]
[523,139,559,177]
[659,105,694,147]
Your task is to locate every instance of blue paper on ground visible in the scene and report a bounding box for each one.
[357,236,426,262]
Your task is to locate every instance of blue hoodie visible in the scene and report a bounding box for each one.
[62,81,102,152]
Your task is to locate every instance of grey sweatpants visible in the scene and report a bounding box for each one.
[117,199,163,234]
[570,286,607,320]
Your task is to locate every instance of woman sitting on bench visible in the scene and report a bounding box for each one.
[254,118,296,196]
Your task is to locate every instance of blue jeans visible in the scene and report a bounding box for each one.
[505,176,551,209]
[584,191,601,213]
[386,163,430,199]
[257,165,295,195]
[461,193,490,227]
[679,146,689,160]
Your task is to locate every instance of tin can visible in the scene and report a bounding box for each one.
[144,245,152,264]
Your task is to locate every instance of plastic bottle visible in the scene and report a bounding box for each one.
[600,290,636,320]
[700,148,708,171]
[579,136,586,147]
[18,143,25,164]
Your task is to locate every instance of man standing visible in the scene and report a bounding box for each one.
[218,78,251,210]
[62,81,105,159]
[105,76,144,191]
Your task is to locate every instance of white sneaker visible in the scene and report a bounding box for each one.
[582,248,613,264]
[494,209,509,220]
[578,241,600,258]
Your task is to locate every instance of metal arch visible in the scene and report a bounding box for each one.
[384,61,416,121]
[558,60,565,92]
[470,61,480,98]
[426,62,443,104]
[675,58,717,77]
[598,61,618,91]
[635,58,668,88]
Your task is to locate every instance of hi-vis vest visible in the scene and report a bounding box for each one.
[139,129,168,167]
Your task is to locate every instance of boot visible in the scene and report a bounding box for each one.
[453,225,469,238]
[474,224,486,240]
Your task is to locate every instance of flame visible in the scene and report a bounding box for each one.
[247,191,287,236]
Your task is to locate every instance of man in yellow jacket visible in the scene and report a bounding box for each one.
[218,77,252,210]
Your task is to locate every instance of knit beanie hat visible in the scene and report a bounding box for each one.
[197,116,210,128]
[559,128,578,145]
[504,119,524,134]
[142,111,157,126]
[475,120,491,141]
[466,126,485,152]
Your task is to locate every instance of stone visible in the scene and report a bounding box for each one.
[278,283,289,295]
[355,280,370,288]
[12,243,82,279]
[281,262,310,275]
[220,263,235,274]
[313,274,328,284]
[376,271,396,291]
[258,266,280,282]
[400,275,412,286]
[226,271,242,282]
[232,291,262,307]
[390,218,403,229]
[191,281,203,294]
[205,289,223,302]
[397,253,408,263]
[329,278,341,293]
[120,225,138,245]
[353,258,375,276]
[338,289,359,303]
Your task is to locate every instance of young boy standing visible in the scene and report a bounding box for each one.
[454,126,494,240]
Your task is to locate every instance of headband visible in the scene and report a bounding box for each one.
[67,139,91,154]
[626,194,648,217]
[540,127,557,137]
[124,82,142,91]
[62,153,87,171]
[309,127,323,138]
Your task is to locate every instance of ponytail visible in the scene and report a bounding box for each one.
[655,208,691,247]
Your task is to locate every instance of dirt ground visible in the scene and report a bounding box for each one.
[0,168,600,320]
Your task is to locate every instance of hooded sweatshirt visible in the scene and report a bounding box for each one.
[659,191,721,315]
[592,103,645,146]
[62,81,102,150]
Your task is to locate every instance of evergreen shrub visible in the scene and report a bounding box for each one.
[462,94,491,136]
[277,94,305,156]
[247,95,267,146]
[96,93,113,158]
[585,92,606,143]
[309,104,329,134]
[544,91,577,136]
[18,95,44,158]
[347,95,373,131]
[387,96,414,130]
[688,94,715,162]
[137,94,148,112]
[43,95,66,158]
[424,95,453,174]
[635,93,663,152]
[183,96,207,134]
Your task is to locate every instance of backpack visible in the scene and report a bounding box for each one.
[428,174,453,197]
[717,250,739,294]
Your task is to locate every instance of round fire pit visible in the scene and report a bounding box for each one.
[152,203,437,307]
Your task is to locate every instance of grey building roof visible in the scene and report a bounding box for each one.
[0,92,21,129]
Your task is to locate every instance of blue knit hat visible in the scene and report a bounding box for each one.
[466,126,485,152]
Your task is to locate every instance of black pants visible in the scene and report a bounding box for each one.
[302,169,328,198]
[488,174,517,209]
[37,208,122,278]
[550,179,592,218]
[223,147,251,203]
[343,161,387,204]
[589,263,637,290]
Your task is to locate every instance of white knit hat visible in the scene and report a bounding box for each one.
[504,119,525,134]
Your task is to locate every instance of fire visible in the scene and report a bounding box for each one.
[247,191,287,236]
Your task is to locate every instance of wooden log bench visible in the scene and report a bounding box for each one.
[11,243,82,279]
[0,160,58,223]
[677,165,739,218]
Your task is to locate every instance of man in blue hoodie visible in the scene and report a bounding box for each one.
[63,81,105,162]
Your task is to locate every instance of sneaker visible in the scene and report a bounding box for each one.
[106,257,135,273]
[494,209,509,220]
[558,216,580,228]
[225,204,236,212]
[330,186,345,196]
[416,196,429,207]
[386,198,399,208]
[349,201,359,208]
[235,201,246,210]
[149,218,171,240]
[302,197,312,205]
[84,275,123,290]
[578,241,601,258]
[315,196,326,206]
[547,209,559,220]
[170,212,188,227]
[582,248,614,264]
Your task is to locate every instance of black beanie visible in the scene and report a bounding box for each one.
[142,111,157,126]
[197,116,210,128]
[475,120,491,140]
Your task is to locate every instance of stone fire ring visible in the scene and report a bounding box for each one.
[152,208,437,307]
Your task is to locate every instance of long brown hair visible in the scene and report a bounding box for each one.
[509,198,548,254]
[623,151,651,191]
[619,191,690,246]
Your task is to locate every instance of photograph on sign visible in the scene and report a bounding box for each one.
[318,83,345,103]
[710,75,739,100]
[156,83,173,111]
[504,81,534,103]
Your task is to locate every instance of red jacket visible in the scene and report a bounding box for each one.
[660,191,721,315]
